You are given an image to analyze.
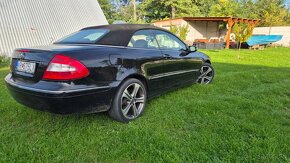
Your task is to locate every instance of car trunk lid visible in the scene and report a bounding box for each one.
[10,44,105,83]
[11,49,56,83]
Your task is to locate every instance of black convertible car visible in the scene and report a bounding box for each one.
[5,24,214,122]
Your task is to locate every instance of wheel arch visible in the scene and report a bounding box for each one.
[118,73,149,92]
[124,74,148,90]
[204,59,211,65]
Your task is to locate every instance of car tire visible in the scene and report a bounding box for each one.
[197,63,215,84]
[109,78,147,123]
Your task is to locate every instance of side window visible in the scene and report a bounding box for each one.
[128,30,159,49]
[154,31,186,50]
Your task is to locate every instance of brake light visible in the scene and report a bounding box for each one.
[17,49,30,53]
[43,54,89,81]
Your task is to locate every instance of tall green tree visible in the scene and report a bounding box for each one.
[256,0,289,26]
[140,0,171,22]
[193,0,218,16]
[209,0,242,17]
[140,0,200,22]
[118,2,145,23]
[160,0,200,18]
[98,0,121,24]
[239,0,260,19]
[100,0,290,26]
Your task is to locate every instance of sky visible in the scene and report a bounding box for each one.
[286,0,290,9]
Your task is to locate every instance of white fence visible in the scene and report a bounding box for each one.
[253,26,290,47]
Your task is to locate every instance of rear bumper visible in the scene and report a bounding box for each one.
[5,74,117,114]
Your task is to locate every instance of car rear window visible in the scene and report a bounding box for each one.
[54,29,109,44]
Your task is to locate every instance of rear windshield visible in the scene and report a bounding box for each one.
[54,29,109,44]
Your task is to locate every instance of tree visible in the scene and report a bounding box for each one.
[193,0,218,16]
[98,0,123,24]
[239,0,260,19]
[140,0,170,22]
[118,2,145,23]
[256,0,289,26]
[209,0,242,17]
[100,0,290,26]
[160,0,195,18]
[99,0,144,24]
[233,23,254,58]
[169,24,189,41]
[132,0,137,21]
[140,0,200,22]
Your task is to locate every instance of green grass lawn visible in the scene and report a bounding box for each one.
[0,47,289,162]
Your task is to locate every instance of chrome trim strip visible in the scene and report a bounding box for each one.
[65,44,126,49]
[5,78,110,94]
[125,47,161,51]
[149,69,199,80]
[90,44,126,49]
[73,44,160,51]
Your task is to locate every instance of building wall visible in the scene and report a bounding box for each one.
[0,0,108,56]
[153,19,227,44]
[253,26,290,47]
[186,21,227,43]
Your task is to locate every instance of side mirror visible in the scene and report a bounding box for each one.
[189,46,198,52]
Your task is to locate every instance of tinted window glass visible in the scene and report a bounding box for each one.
[55,29,109,44]
[128,30,159,49]
[154,31,186,50]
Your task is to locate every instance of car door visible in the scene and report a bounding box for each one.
[152,30,201,88]
[123,30,165,95]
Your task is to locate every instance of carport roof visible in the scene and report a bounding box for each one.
[153,17,261,23]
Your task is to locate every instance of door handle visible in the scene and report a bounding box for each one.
[163,54,172,59]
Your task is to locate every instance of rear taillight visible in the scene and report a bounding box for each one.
[43,54,89,81]
[17,49,30,53]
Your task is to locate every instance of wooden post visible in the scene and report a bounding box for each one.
[225,18,234,49]
[132,0,137,21]
[171,5,176,18]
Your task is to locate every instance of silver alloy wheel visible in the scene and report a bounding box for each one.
[121,83,145,119]
[197,65,214,84]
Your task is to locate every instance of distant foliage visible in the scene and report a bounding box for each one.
[0,55,9,63]
[169,25,179,36]
[99,0,144,24]
[179,25,189,41]
[169,24,189,41]
[257,0,290,26]
[140,0,200,22]
[233,23,254,58]
[233,23,254,44]
[99,0,290,26]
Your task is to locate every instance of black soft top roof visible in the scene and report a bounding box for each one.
[82,24,166,47]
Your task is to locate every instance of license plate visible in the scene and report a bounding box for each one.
[16,61,36,74]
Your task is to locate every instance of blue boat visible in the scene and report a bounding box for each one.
[247,35,283,46]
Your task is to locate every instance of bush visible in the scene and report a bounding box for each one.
[169,25,179,36]
[169,24,189,41]
[0,54,10,63]
[179,25,189,41]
